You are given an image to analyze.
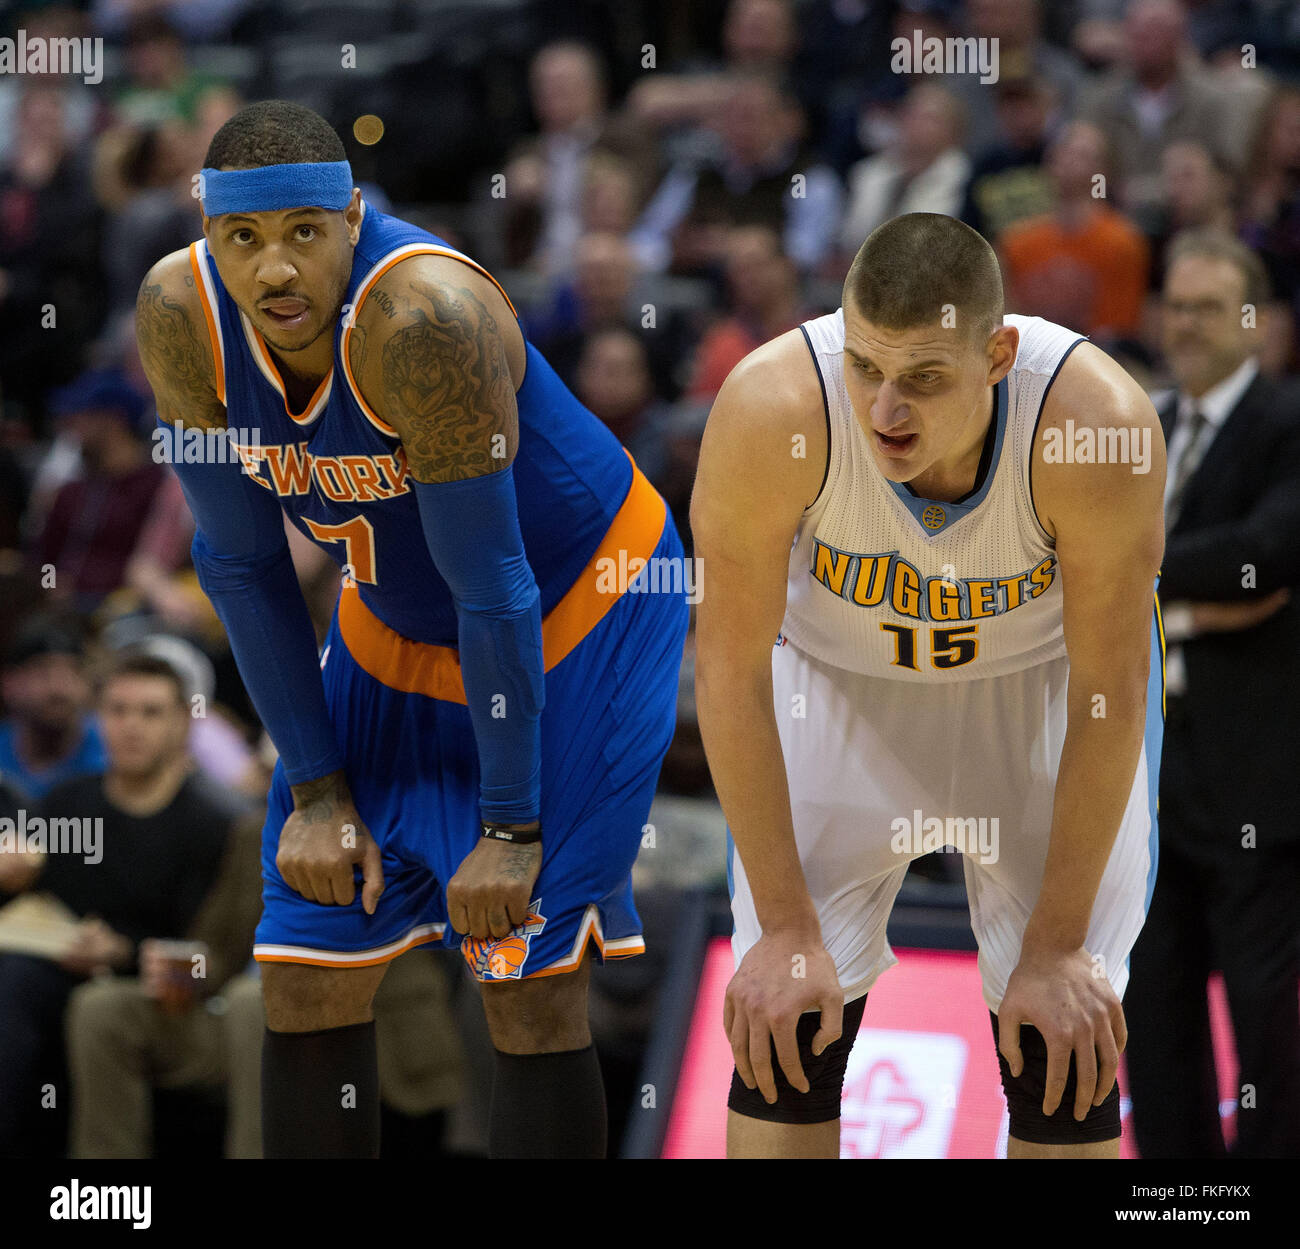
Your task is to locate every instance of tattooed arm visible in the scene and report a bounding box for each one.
[347,260,524,482]
[135,251,228,433]
[136,252,381,909]
[349,257,544,939]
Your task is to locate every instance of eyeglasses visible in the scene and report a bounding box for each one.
[1161,298,1233,320]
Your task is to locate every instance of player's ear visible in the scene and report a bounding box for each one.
[345,189,364,245]
[986,324,1018,385]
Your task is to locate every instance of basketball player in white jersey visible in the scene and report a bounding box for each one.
[692,213,1167,1158]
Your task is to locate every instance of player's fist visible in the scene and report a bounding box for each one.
[279,772,385,914]
[724,927,843,1106]
[446,831,542,941]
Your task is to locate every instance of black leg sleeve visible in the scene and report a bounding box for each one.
[261,1021,380,1159]
[490,1044,607,1159]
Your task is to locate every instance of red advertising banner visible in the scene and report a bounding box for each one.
[663,940,1244,1159]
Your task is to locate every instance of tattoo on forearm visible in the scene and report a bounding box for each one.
[501,844,539,882]
[291,772,348,822]
[380,278,516,482]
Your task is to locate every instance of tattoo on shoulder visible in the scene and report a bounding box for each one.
[379,278,516,482]
[136,277,224,430]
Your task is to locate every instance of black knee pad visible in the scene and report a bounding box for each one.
[727,994,867,1125]
[989,1010,1121,1145]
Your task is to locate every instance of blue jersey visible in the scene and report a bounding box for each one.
[188,200,633,646]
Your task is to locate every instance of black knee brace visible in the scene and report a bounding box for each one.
[990,1010,1121,1145]
[727,995,867,1125]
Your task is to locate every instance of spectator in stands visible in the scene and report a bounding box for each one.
[0,616,105,802]
[941,0,1085,160]
[1240,85,1300,318]
[581,151,643,238]
[838,82,970,259]
[531,232,638,375]
[0,84,106,436]
[1000,122,1150,343]
[529,230,694,402]
[111,14,222,128]
[1078,0,1237,234]
[632,69,842,275]
[1126,230,1300,1158]
[99,628,259,795]
[627,0,799,149]
[501,41,658,276]
[574,327,675,491]
[95,83,242,321]
[0,650,249,1157]
[31,369,164,614]
[1148,140,1235,289]
[0,6,104,156]
[791,0,897,173]
[961,75,1060,244]
[119,472,210,636]
[686,224,804,400]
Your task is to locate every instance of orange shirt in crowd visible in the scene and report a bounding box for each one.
[1000,206,1150,338]
[688,316,804,400]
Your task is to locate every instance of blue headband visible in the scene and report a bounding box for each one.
[200,161,354,216]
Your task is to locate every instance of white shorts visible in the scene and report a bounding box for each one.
[729,630,1162,1012]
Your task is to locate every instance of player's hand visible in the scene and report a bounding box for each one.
[723,926,843,1105]
[279,773,385,914]
[997,943,1126,1121]
[445,827,542,940]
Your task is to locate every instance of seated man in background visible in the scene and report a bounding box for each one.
[68,946,465,1159]
[0,650,247,1156]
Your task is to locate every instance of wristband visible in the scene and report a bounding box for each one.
[481,822,542,845]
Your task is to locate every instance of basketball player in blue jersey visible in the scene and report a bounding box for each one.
[693,213,1167,1157]
[134,101,689,1159]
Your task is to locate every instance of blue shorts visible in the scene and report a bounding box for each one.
[253,481,689,981]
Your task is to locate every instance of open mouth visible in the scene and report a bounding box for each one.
[260,299,309,330]
[875,430,918,456]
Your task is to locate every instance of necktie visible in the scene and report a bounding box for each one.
[1166,406,1210,527]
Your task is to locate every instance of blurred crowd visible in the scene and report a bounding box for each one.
[0,0,1298,1159]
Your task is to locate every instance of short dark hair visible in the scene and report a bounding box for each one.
[99,651,187,707]
[204,99,346,171]
[4,614,88,670]
[843,213,1004,342]
[1165,228,1270,308]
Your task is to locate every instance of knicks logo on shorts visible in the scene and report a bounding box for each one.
[461,900,548,980]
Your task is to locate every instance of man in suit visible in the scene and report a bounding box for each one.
[1126,228,1300,1157]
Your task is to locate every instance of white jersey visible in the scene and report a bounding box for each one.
[780,310,1086,682]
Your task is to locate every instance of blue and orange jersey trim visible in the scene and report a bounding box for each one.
[188,239,227,406]
[336,448,665,702]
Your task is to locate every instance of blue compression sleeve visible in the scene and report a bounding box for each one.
[164,423,345,785]
[411,465,545,823]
